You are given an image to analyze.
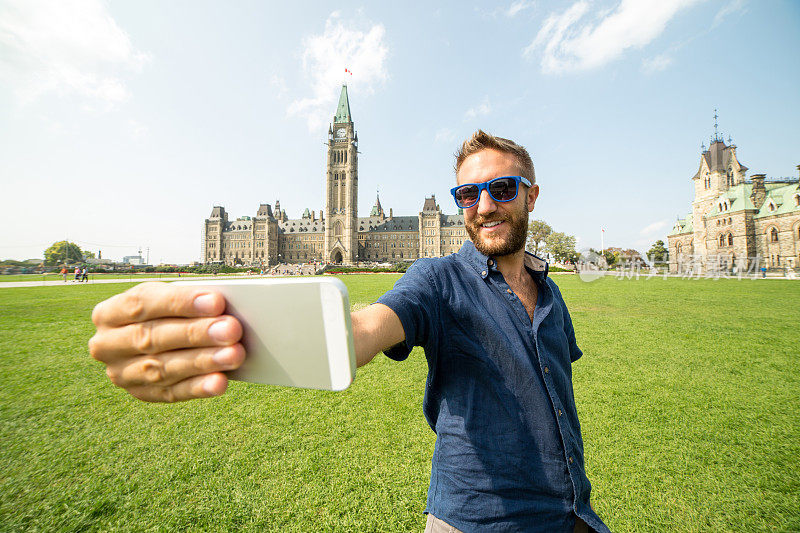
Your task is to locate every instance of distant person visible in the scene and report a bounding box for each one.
[89,131,608,533]
[74,266,80,282]
[60,266,67,282]
[81,267,89,282]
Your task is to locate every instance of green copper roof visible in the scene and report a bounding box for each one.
[334,85,351,123]
[754,182,800,218]
[668,213,693,236]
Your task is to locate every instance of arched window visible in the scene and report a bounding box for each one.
[795,194,800,207]
[770,227,779,243]
[769,203,776,212]
[719,234,725,246]
[334,221,343,237]
[728,233,733,246]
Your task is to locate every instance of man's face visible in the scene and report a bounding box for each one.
[456,149,539,257]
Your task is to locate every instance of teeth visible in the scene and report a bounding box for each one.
[482,221,502,228]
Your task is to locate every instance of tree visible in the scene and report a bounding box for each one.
[588,248,616,267]
[647,239,668,262]
[83,250,96,260]
[544,232,577,263]
[526,220,552,255]
[44,241,84,266]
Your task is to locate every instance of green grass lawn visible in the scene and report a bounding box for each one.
[0,276,798,532]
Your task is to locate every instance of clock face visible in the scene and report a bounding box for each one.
[336,128,346,138]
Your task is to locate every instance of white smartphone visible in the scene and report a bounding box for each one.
[174,277,356,391]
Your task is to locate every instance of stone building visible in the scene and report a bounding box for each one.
[202,86,468,266]
[667,134,800,273]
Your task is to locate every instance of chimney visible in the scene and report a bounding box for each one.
[750,174,766,209]
[98,250,102,259]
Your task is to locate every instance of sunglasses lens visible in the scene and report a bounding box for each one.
[455,185,479,207]
[489,178,517,201]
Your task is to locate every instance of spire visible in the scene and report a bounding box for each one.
[370,191,384,217]
[334,85,352,123]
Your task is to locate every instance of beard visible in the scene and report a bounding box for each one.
[465,201,528,257]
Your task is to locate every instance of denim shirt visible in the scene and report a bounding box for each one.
[376,241,610,533]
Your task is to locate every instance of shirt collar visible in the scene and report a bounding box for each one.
[458,240,549,281]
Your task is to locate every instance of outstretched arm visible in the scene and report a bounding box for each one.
[351,303,405,368]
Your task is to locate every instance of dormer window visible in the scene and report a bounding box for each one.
[769,202,776,212]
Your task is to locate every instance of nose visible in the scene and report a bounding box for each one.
[476,189,497,216]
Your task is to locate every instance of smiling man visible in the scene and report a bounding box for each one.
[89,131,608,533]
[367,131,609,533]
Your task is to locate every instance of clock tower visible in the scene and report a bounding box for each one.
[323,85,359,264]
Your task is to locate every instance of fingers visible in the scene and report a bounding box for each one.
[127,372,230,403]
[89,315,242,363]
[112,344,245,388]
[92,282,226,328]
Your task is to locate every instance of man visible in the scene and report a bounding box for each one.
[89,131,609,533]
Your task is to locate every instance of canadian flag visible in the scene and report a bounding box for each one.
[345,68,352,75]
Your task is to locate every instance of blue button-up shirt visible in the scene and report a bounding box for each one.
[376,241,609,533]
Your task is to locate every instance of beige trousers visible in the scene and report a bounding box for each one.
[425,513,590,533]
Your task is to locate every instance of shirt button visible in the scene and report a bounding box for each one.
[544,366,549,373]
[481,270,487,276]
[506,288,513,294]
[558,409,563,416]
[488,259,494,266]
[568,456,574,464]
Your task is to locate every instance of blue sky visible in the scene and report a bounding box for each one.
[1,0,798,264]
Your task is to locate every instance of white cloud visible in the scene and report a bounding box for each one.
[641,52,673,73]
[288,12,388,131]
[506,1,535,17]
[434,127,458,144]
[525,0,703,74]
[0,0,149,106]
[712,0,746,28]
[464,96,492,120]
[639,219,668,235]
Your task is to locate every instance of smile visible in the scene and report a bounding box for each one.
[481,221,503,228]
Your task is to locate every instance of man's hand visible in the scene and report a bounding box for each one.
[89,282,244,403]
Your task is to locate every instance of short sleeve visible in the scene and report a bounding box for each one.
[550,281,583,363]
[376,259,440,361]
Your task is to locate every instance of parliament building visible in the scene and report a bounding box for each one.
[667,133,800,273]
[201,86,467,267]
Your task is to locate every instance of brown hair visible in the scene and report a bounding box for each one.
[454,130,536,184]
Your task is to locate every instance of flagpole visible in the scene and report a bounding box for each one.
[601,228,604,256]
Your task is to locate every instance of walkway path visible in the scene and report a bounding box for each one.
[0,275,278,289]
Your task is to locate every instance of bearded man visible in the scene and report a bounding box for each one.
[89,131,609,533]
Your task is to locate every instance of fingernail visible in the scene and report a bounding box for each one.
[202,376,221,396]
[208,319,231,342]
[213,347,235,365]
[194,294,217,314]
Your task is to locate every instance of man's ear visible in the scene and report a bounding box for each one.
[527,184,540,213]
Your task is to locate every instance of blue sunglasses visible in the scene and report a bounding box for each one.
[450,176,532,209]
